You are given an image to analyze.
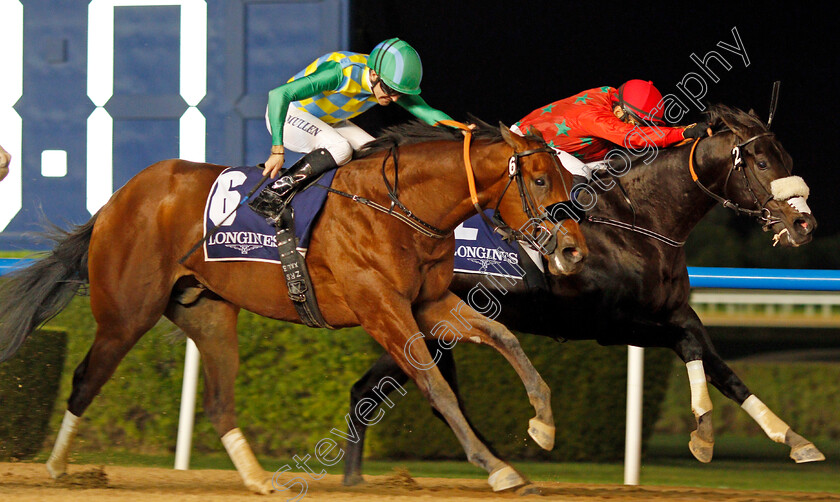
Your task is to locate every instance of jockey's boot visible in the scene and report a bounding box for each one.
[249,148,338,221]
[271,148,338,198]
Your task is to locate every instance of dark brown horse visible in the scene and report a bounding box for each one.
[342,105,824,485]
[0,121,587,493]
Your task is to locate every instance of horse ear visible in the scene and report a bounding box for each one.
[499,122,525,149]
[748,108,760,119]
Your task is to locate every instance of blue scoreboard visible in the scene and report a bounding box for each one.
[0,0,348,248]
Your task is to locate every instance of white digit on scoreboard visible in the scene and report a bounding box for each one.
[86,0,207,215]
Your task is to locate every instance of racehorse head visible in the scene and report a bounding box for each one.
[496,125,588,275]
[700,105,816,247]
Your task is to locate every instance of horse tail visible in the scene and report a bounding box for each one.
[0,214,98,363]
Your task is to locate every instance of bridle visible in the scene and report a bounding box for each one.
[438,120,577,255]
[688,129,785,229]
[484,144,575,254]
[586,127,787,249]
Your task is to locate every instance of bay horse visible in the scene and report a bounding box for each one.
[0,121,587,494]
[342,104,824,485]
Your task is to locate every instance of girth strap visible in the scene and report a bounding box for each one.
[274,209,333,329]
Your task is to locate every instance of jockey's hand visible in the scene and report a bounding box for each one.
[262,146,285,178]
[0,147,10,182]
[683,122,712,139]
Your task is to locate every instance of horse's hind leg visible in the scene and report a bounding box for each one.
[46,319,159,478]
[343,351,412,486]
[343,342,475,486]
[165,294,274,494]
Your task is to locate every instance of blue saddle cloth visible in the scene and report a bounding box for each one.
[453,211,527,280]
[203,166,337,263]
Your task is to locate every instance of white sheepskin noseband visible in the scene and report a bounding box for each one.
[770,175,811,214]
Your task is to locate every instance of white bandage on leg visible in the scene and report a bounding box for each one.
[46,410,80,478]
[686,360,712,417]
[741,394,790,443]
[222,428,267,485]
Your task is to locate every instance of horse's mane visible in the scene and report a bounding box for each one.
[355,117,510,158]
[704,103,769,136]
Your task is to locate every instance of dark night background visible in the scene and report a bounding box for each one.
[348,2,840,257]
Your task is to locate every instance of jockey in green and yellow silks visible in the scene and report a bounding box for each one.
[260,38,453,198]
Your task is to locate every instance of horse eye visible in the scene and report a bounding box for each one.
[757,161,768,169]
[535,178,546,186]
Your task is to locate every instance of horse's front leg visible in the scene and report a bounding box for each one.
[675,305,825,464]
[343,341,462,486]
[671,314,716,463]
[415,291,555,451]
[341,285,528,492]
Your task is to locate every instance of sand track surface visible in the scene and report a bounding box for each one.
[1,462,838,501]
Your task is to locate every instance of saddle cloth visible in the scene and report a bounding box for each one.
[203,166,336,263]
[454,211,543,280]
[203,168,544,285]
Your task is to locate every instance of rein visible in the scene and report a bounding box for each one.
[315,180,450,239]
[688,131,781,227]
[587,128,782,248]
[438,120,561,248]
[587,215,686,247]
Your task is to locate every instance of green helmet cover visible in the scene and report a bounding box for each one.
[368,38,423,95]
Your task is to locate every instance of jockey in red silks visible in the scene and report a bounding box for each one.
[511,80,711,182]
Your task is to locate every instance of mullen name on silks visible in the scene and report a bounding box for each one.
[455,245,518,265]
[285,115,323,136]
[207,231,277,247]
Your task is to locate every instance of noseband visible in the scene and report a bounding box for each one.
[688,131,783,228]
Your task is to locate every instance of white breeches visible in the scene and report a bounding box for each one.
[266,106,375,166]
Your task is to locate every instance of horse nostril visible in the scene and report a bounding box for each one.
[796,218,811,234]
[563,247,583,263]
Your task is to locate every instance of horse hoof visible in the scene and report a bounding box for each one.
[689,430,714,463]
[528,418,555,451]
[488,466,527,492]
[343,473,366,486]
[515,484,542,496]
[790,442,826,463]
[246,477,275,495]
[46,460,67,480]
